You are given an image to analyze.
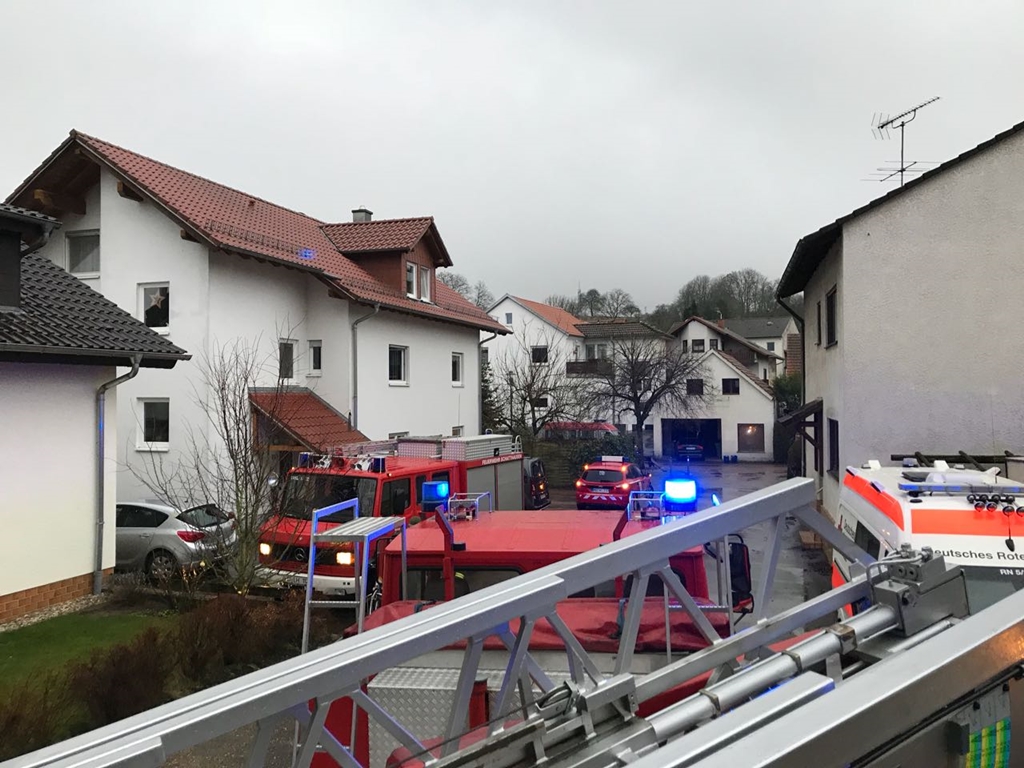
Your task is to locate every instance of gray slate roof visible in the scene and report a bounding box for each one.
[723,316,790,340]
[0,254,189,367]
[0,202,59,228]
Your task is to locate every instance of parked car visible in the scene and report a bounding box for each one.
[575,456,652,510]
[115,501,237,581]
[522,457,550,510]
[675,442,704,461]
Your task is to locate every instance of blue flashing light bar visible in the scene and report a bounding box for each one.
[898,481,1024,495]
[665,479,697,503]
[422,480,450,501]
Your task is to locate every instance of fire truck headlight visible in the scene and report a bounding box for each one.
[336,551,354,566]
[258,542,272,557]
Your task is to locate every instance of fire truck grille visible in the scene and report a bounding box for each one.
[268,544,337,566]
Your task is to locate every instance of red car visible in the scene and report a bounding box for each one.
[575,456,653,510]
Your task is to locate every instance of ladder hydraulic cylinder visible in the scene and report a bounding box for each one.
[648,605,898,743]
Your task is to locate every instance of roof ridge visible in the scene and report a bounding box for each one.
[323,216,434,227]
[72,130,326,225]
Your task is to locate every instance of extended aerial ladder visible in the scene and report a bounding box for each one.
[5,478,1024,768]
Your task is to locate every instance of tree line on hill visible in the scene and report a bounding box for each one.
[440,267,803,329]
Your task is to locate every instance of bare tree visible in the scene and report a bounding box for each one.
[132,334,295,594]
[544,293,582,316]
[577,288,607,318]
[471,280,495,310]
[437,270,472,297]
[591,333,713,457]
[489,337,596,450]
[604,288,641,318]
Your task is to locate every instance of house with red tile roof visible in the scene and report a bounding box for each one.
[6,130,507,500]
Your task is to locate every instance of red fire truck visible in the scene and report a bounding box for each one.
[257,434,525,595]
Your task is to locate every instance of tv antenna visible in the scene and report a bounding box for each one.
[869,96,941,186]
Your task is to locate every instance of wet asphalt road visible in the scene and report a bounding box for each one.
[165,462,830,767]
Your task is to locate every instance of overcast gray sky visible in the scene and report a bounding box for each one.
[3,1,1023,310]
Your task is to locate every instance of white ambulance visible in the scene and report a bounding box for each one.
[833,459,1024,614]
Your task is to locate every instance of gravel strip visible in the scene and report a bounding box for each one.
[0,593,109,634]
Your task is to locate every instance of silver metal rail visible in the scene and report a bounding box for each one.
[4,478,881,768]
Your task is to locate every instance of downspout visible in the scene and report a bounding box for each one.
[776,295,805,475]
[478,332,498,433]
[351,304,380,430]
[95,355,142,594]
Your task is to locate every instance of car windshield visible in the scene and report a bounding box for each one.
[179,504,228,528]
[280,473,378,522]
[583,468,624,483]
[962,566,1024,613]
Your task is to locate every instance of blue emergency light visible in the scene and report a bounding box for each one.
[665,479,697,503]
[711,493,721,507]
[423,481,450,501]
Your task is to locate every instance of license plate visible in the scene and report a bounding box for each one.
[593,488,609,493]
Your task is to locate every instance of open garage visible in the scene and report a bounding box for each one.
[661,418,722,460]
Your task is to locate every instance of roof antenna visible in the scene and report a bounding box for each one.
[868,97,942,187]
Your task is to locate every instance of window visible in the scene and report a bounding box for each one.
[116,505,168,529]
[531,346,549,364]
[766,341,776,352]
[854,522,881,560]
[452,426,464,437]
[722,378,740,395]
[826,287,838,347]
[680,339,688,353]
[140,283,169,332]
[432,470,451,486]
[67,231,100,275]
[388,431,410,440]
[586,343,608,360]
[762,369,769,381]
[692,339,706,353]
[816,301,822,346]
[419,267,431,302]
[139,399,170,450]
[505,312,513,325]
[583,468,625,483]
[451,352,463,385]
[279,340,295,380]
[828,418,840,476]
[308,340,322,376]
[709,338,719,350]
[381,478,411,516]
[405,263,417,297]
[481,348,489,366]
[738,423,765,453]
[686,379,704,396]
[389,345,408,384]
[531,397,549,408]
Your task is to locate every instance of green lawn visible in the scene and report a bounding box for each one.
[0,611,174,691]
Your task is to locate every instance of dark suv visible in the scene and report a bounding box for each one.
[523,457,551,509]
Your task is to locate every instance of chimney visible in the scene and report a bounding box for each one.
[352,207,373,223]
[0,229,21,310]
[717,318,725,329]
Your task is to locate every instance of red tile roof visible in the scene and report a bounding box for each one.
[322,218,435,255]
[250,389,367,450]
[8,131,503,334]
[509,296,584,337]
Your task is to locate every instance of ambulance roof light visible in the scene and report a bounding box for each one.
[866,460,882,470]
[934,460,950,471]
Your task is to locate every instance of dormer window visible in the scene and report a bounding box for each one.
[405,263,417,297]
[419,266,431,302]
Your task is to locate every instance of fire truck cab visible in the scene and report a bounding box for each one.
[835,459,1024,614]
[257,434,525,595]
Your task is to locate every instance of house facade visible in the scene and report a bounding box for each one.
[667,317,779,461]
[777,118,1024,521]
[0,204,187,622]
[723,315,798,376]
[8,131,505,501]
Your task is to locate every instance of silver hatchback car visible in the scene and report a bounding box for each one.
[115,501,238,581]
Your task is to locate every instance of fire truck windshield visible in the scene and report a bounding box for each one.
[280,473,377,522]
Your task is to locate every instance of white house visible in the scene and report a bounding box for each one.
[777,117,1024,522]
[7,130,507,501]
[722,315,798,376]
[483,295,584,369]
[666,317,780,461]
[0,203,188,622]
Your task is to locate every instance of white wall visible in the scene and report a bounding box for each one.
[482,297,581,367]
[0,363,117,595]
[357,311,481,438]
[704,354,775,460]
